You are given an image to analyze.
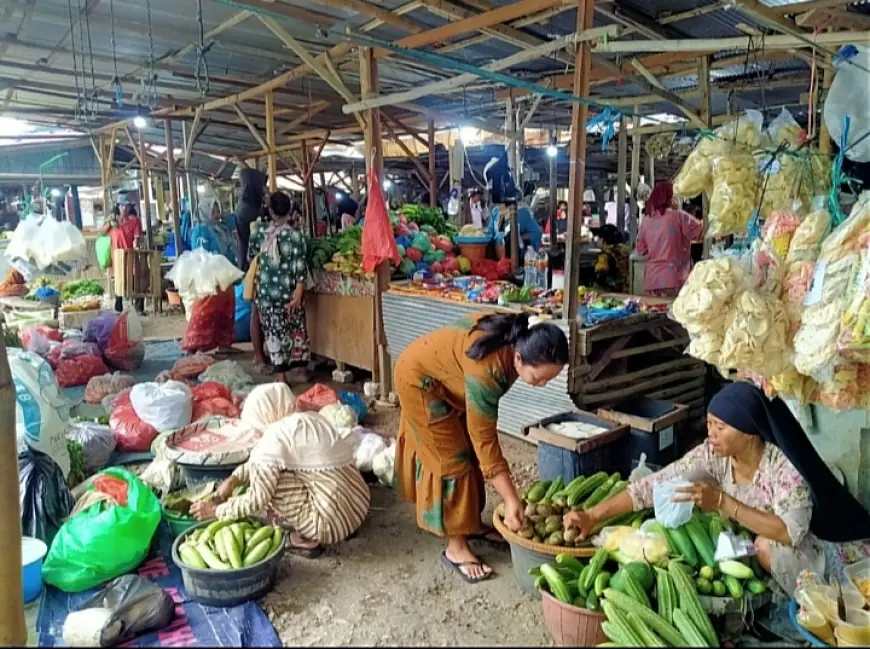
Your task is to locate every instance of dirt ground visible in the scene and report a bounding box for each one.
[138,311,553,647]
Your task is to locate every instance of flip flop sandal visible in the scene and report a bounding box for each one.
[440,552,493,584]
[469,528,509,549]
[286,543,324,559]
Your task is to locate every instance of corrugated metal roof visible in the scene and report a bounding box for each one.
[381,292,576,439]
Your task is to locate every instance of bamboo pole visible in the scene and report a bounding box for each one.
[266,91,277,193]
[138,128,154,250]
[360,45,390,399]
[629,108,641,247]
[593,30,870,53]
[164,120,182,258]
[549,128,557,243]
[698,55,712,259]
[616,115,627,234]
[428,120,436,207]
[564,0,595,321]
[0,335,25,645]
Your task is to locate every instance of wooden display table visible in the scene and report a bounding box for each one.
[113,249,163,312]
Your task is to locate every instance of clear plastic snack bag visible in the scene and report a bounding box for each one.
[653,479,695,528]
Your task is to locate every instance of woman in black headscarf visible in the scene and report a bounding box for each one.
[563,382,870,593]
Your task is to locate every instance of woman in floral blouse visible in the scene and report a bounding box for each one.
[564,382,870,594]
[247,191,310,384]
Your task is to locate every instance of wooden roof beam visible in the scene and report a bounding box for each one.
[382,119,432,183]
[593,30,870,52]
[313,0,422,33]
[772,0,859,15]
[419,0,573,65]
[343,27,618,114]
[277,101,331,136]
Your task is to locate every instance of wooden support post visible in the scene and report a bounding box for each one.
[698,55,712,259]
[564,0,595,321]
[164,119,182,259]
[99,133,112,224]
[180,120,195,215]
[629,109,641,247]
[266,91,277,193]
[819,48,834,155]
[360,45,390,399]
[428,120,437,207]
[301,140,316,236]
[549,128,557,242]
[138,128,154,250]
[0,338,26,646]
[616,115,627,234]
[351,166,361,201]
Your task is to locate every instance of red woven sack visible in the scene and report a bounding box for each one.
[361,167,401,272]
[104,312,145,371]
[55,354,110,388]
[296,383,339,412]
[109,391,159,453]
[182,289,235,353]
[192,398,240,422]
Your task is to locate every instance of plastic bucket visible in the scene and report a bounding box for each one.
[22,536,47,604]
[540,588,607,647]
[458,242,488,262]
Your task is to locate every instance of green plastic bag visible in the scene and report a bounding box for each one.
[42,468,161,592]
[95,234,112,269]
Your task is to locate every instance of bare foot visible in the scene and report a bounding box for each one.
[443,536,492,582]
[289,531,319,549]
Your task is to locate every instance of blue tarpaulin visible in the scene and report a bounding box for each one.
[37,522,282,647]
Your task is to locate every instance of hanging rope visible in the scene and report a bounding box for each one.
[194,0,212,97]
[145,0,158,109]
[75,0,89,121]
[109,0,123,108]
[83,1,98,119]
[66,0,83,122]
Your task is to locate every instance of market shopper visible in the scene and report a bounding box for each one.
[635,181,703,297]
[395,312,569,583]
[189,190,241,266]
[103,200,145,315]
[247,191,310,384]
[191,384,370,557]
[563,382,870,594]
[592,224,630,292]
[236,168,267,272]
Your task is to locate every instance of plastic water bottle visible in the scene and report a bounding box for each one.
[536,250,549,289]
[524,247,537,287]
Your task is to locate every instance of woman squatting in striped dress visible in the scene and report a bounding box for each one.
[191,383,370,558]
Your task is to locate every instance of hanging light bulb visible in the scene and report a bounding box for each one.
[458,126,476,144]
[383,179,393,190]
[133,115,147,129]
[335,192,344,201]
[51,188,62,198]
[546,144,558,158]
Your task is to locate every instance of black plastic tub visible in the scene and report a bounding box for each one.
[177,462,240,489]
[171,517,287,607]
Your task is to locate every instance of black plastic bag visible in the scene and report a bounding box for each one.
[19,447,75,546]
[67,575,175,646]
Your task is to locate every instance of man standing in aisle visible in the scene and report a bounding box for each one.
[236,168,267,272]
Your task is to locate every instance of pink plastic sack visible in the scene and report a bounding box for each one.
[295,383,339,413]
[55,354,109,388]
[84,372,136,405]
[190,381,239,422]
[109,391,159,453]
[20,325,62,349]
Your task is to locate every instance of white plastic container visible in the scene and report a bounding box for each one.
[843,556,870,606]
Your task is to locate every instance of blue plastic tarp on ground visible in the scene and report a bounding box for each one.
[36,522,282,647]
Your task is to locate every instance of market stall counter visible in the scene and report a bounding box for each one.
[382,284,704,440]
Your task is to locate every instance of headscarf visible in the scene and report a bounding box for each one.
[708,382,870,543]
[241,383,295,430]
[190,191,239,265]
[250,412,355,472]
[646,182,674,217]
[259,216,293,266]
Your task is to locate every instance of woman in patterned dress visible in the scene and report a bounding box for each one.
[564,382,870,594]
[635,182,703,297]
[394,312,569,583]
[247,191,310,384]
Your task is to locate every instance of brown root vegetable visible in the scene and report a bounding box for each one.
[564,528,579,544]
[528,514,543,524]
[547,531,565,546]
[537,504,553,517]
[519,525,535,539]
[524,503,538,517]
